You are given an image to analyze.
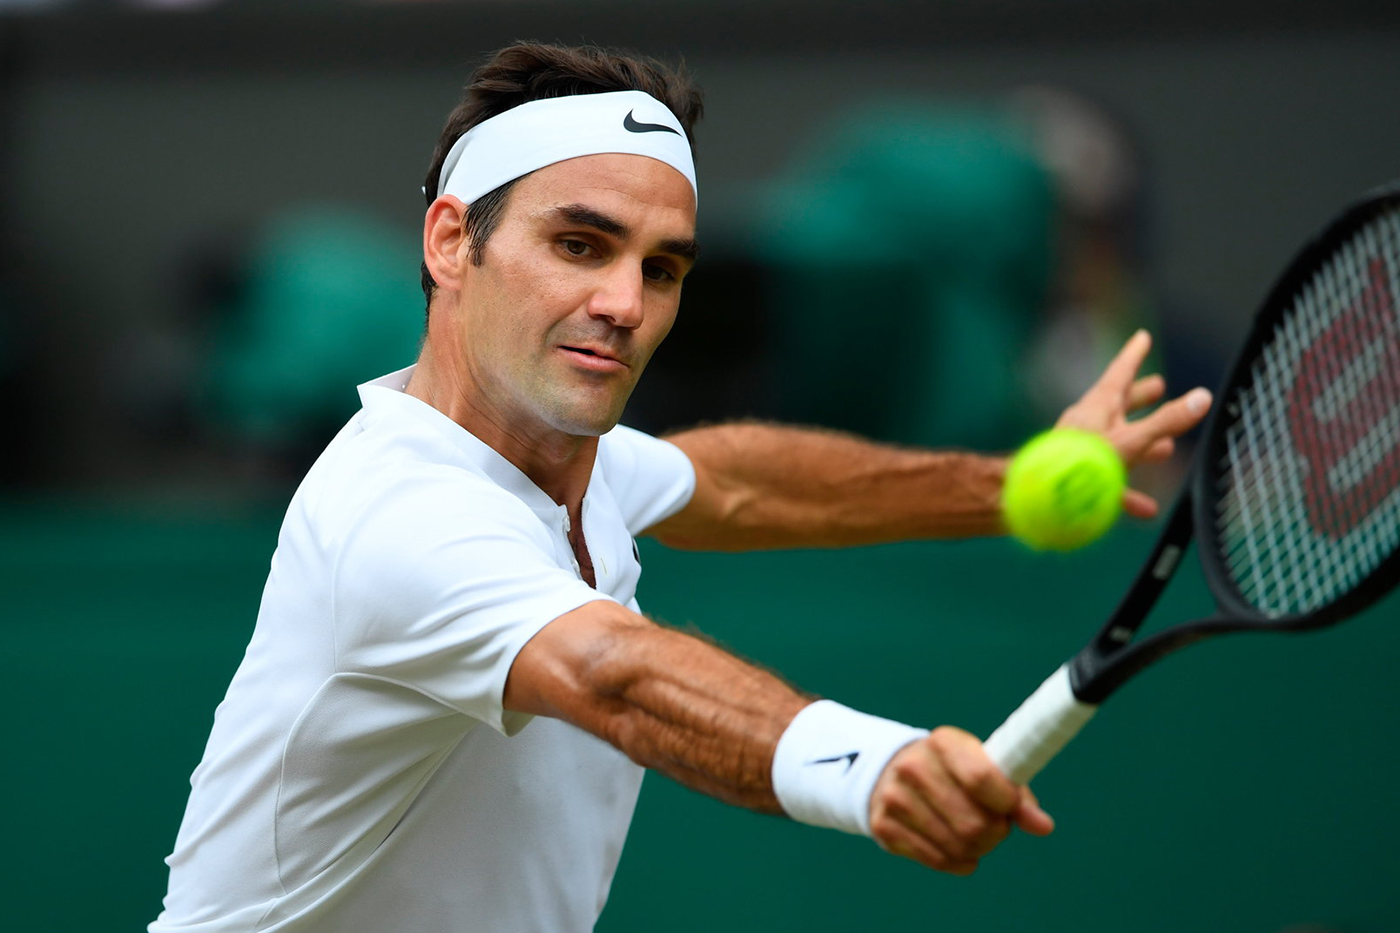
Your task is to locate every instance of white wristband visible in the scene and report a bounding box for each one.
[771,700,929,837]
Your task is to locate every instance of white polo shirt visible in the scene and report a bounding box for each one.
[151,367,696,933]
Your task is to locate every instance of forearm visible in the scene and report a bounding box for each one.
[505,601,811,812]
[654,421,1007,550]
[504,601,1048,871]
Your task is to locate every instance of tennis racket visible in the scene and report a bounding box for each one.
[984,183,1400,784]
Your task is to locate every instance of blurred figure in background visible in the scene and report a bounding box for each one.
[760,88,1161,452]
[97,205,423,492]
[1011,86,1155,428]
[194,205,424,483]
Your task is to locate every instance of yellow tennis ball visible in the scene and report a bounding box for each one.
[1002,428,1126,551]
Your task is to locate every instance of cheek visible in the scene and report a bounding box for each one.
[473,262,571,341]
[500,260,589,323]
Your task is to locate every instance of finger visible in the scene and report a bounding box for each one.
[1127,387,1212,455]
[932,735,1019,854]
[872,759,954,848]
[1138,436,1175,464]
[897,739,1009,859]
[1021,783,1043,810]
[868,790,980,868]
[874,815,979,874]
[1086,329,1153,405]
[1123,487,1158,519]
[1127,374,1166,412]
[875,800,965,863]
[952,752,1020,817]
[933,728,1020,816]
[1012,789,1055,837]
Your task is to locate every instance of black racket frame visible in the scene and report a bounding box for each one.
[1068,184,1400,705]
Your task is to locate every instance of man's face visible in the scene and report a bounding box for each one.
[450,153,697,440]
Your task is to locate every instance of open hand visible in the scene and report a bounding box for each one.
[1054,329,1212,519]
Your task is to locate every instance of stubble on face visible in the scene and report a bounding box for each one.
[453,155,697,445]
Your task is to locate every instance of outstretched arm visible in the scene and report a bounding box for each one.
[647,330,1211,551]
[648,425,1009,550]
[506,599,806,812]
[504,599,1053,873]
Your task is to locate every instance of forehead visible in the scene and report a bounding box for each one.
[508,153,697,230]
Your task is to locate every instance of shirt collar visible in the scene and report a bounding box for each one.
[357,366,578,520]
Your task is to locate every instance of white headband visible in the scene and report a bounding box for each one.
[436,90,697,206]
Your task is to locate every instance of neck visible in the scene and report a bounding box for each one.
[405,328,598,510]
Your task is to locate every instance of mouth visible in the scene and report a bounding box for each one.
[559,344,628,372]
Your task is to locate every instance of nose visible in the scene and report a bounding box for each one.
[586,263,645,330]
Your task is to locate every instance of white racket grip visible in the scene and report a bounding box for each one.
[983,663,1098,785]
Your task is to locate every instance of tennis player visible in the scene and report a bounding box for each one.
[150,42,1211,933]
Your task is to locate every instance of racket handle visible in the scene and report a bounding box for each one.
[983,663,1098,785]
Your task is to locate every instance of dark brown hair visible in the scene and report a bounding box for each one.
[420,42,704,311]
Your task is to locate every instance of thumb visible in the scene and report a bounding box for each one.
[1012,787,1055,837]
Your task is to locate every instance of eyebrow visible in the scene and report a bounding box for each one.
[549,203,701,264]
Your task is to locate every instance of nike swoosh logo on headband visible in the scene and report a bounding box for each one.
[623,110,680,135]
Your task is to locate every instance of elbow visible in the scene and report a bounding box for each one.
[506,601,647,715]
[646,485,767,552]
[573,612,653,701]
[526,603,660,751]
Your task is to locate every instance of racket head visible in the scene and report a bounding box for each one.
[1192,183,1400,630]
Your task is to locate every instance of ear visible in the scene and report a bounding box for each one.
[423,195,470,293]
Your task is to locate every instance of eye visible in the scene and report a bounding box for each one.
[560,238,594,258]
[643,262,677,283]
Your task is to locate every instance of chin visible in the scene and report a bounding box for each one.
[531,381,634,437]
[539,389,632,437]
[546,408,623,438]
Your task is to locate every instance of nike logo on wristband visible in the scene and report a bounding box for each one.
[809,751,860,773]
[623,110,680,135]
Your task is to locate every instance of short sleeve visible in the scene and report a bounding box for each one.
[331,468,614,736]
[597,425,696,534]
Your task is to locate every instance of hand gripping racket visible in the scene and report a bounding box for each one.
[984,183,1400,784]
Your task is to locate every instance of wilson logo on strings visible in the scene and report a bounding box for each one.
[1289,256,1400,538]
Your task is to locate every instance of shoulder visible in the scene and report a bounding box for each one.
[596,424,697,534]
[293,415,550,564]
[597,424,691,480]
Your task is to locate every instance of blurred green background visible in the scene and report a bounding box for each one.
[7,501,1396,932]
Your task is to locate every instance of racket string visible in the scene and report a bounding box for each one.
[1214,206,1400,617]
[1223,310,1330,613]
